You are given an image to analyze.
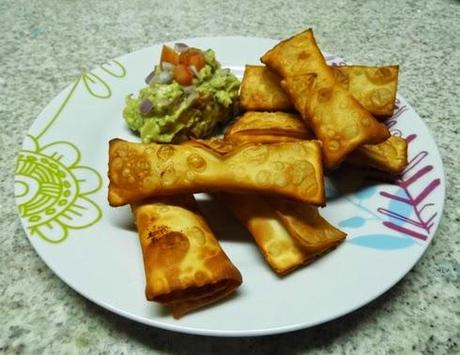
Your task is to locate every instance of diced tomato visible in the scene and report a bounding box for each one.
[160,45,179,65]
[174,64,193,86]
[179,48,206,71]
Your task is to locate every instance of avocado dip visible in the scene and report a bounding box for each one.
[123,44,240,143]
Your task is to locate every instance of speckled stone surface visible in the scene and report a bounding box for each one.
[1,0,459,353]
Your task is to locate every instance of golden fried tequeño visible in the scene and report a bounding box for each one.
[224,111,407,175]
[240,65,399,118]
[346,135,408,175]
[108,138,325,206]
[261,29,390,169]
[221,193,345,275]
[132,195,242,318]
[224,111,312,144]
[265,197,346,250]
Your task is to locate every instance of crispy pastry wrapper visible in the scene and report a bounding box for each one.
[261,29,329,79]
[265,197,346,250]
[240,65,294,112]
[261,28,390,169]
[183,138,237,155]
[347,135,408,175]
[281,74,390,169]
[239,65,399,118]
[221,193,345,275]
[332,65,399,118]
[131,195,242,318]
[108,138,325,206]
[225,111,407,174]
[224,111,313,144]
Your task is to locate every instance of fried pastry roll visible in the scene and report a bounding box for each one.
[281,74,390,169]
[132,195,242,318]
[331,65,399,118]
[265,197,346,250]
[183,138,237,155]
[224,111,313,144]
[108,138,325,206]
[225,111,407,174]
[347,135,408,175]
[221,193,345,275]
[261,29,390,169]
[240,65,399,118]
[260,29,329,79]
[240,65,294,112]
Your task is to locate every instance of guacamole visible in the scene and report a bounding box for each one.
[123,47,240,143]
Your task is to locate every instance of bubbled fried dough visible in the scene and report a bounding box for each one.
[240,65,294,112]
[226,111,312,139]
[224,111,313,145]
[261,29,330,80]
[108,138,325,206]
[224,111,312,145]
[239,65,399,118]
[332,65,399,118]
[347,135,408,175]
[265,197,346,250]
[281,74,390,169]
[221,193,320,275]
[131,195,242,318]
[221,193,346,275]
[183,138,237,155]
[224,111,407,175]
[261,28,390,168]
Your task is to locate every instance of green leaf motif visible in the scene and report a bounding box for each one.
[82,72,112,99]
[101,60,127,78]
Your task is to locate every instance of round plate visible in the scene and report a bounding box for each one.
[15,37,445,337]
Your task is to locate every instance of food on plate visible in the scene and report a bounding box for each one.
[240,65,399,118]
[107,29,408,317]
[221,193,346,275]
[261,29,327,78]
[224,111,312,144]
[123,44,240,143]
[266,197,346,249]
[239,65,293,112]
[131,195,242,318]
[108,138,325,207]
[332,65,399,118]
[281,73,390,169]
[261,29,390,169]
[346,135,408,175]
[225,111,407,174]
[224,111,309,140]
[183,137,237,155]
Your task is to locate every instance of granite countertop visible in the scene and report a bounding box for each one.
[1,0,459,353]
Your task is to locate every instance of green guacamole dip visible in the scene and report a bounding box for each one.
[123,49,240,143]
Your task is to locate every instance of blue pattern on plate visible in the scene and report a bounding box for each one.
[348,234,416,250]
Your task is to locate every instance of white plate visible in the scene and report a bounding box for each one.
[15,37,445,337]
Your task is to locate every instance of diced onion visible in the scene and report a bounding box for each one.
[174,43,189,53]
[144,70,156,84]
[160,71,172,83]
[148,69,173,85]
[189,65,199,77]
[140,99,153,115]
[162,62,175,71]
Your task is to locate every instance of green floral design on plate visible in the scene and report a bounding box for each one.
[16,139,103,243]
[15,60,127,243]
